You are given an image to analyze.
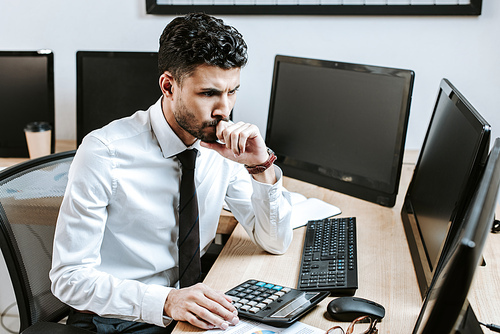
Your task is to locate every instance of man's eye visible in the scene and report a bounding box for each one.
[202,91,214,97]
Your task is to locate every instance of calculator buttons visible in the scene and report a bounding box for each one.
[228,280,293,314]
[225,279,330,327]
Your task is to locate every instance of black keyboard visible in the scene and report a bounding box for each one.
[226,279,329,327]
[297,217,358,295]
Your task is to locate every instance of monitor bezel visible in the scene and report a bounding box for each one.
[401,78,491,298]
[265,55,415,207]
[0,50,55,157]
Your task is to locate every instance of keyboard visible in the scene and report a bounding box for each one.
[226,279,329,327]
[297,217,358,295]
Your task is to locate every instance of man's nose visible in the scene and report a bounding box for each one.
[213,96,232,119]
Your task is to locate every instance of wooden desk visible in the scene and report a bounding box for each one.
[174,151,500,334]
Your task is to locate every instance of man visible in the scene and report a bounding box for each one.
[50,13,293,333]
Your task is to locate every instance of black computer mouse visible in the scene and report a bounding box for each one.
[327,297,385,322]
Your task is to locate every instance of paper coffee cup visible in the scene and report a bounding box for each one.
[24,121,52,159]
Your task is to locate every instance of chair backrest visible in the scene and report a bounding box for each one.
[0,151,75,332]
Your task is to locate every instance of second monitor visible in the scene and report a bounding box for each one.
[401,79,491,298]
[265,55,414,207]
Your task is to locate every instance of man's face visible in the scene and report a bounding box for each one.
[171,64,241,143]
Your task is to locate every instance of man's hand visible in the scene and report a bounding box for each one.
[200,121,268,166]
[164,283,239,330]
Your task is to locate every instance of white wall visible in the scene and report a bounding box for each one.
[1,0,499,320]
[1,0,499,149]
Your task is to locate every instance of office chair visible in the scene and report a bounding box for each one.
[0,151,90,333]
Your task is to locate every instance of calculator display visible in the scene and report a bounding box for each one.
[271,292,321,318]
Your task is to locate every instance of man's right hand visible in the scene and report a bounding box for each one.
[164,283,239,330]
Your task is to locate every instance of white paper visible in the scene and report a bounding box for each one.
[290,196,342,229]
[210,319,324,334]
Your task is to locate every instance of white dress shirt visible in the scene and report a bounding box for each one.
[50,98,293,327]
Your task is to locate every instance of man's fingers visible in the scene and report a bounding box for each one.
[184,312,215,330]
[216,120,232,145]
[203,287,237,314]
[218,121,258,156]
[191,302,238,329]
[164,283,238,330]
[209,120,268,166]
[236,123,259,154]
[218,290,235,304]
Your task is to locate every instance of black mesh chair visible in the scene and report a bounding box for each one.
[0,151,90,333]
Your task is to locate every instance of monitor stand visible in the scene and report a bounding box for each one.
[455,305,483,334]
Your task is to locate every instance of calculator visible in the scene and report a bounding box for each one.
[225,279,330,327]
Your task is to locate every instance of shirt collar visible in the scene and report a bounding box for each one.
[150,97,201,159]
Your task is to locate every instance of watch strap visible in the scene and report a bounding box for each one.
[245,148,277,174]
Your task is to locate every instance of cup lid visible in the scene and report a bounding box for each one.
[25,121,52,132]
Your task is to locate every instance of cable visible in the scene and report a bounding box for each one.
[479,321,500,333]
[0,302,18,334]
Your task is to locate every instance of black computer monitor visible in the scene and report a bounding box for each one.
[401,79,491,298]
[412,137,500,334]
[0,50,55,157]
[265,55,414,207]
[76,51,161,145]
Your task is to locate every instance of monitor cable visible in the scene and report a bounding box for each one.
[479,321,500,333]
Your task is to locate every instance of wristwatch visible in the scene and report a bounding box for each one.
[245,148,277,174]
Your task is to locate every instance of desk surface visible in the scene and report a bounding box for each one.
[174,150,500,334]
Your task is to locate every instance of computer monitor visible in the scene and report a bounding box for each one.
[0,50,55,157]
[401,79,491,298]
[76,51,161,145]
[412,137,500,334]
[265,55,414,207]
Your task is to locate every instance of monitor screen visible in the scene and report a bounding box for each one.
[265,55,414,207]
[0,50,55,157]
[76,51,161,145]
[412,137,500,334]
[401,79,490,298]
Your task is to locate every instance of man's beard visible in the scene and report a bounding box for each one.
[173,100,228,143]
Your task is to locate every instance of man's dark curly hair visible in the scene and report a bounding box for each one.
[158,13,248,84]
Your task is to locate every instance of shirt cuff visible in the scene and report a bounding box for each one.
[141,284,173,327]
[250,165,283,199]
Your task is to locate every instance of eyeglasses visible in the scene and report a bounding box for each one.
[326,316,379,334]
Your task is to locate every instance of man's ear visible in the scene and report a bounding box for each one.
[159,72,175,99]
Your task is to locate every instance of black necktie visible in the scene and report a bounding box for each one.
[176,149,201,288]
